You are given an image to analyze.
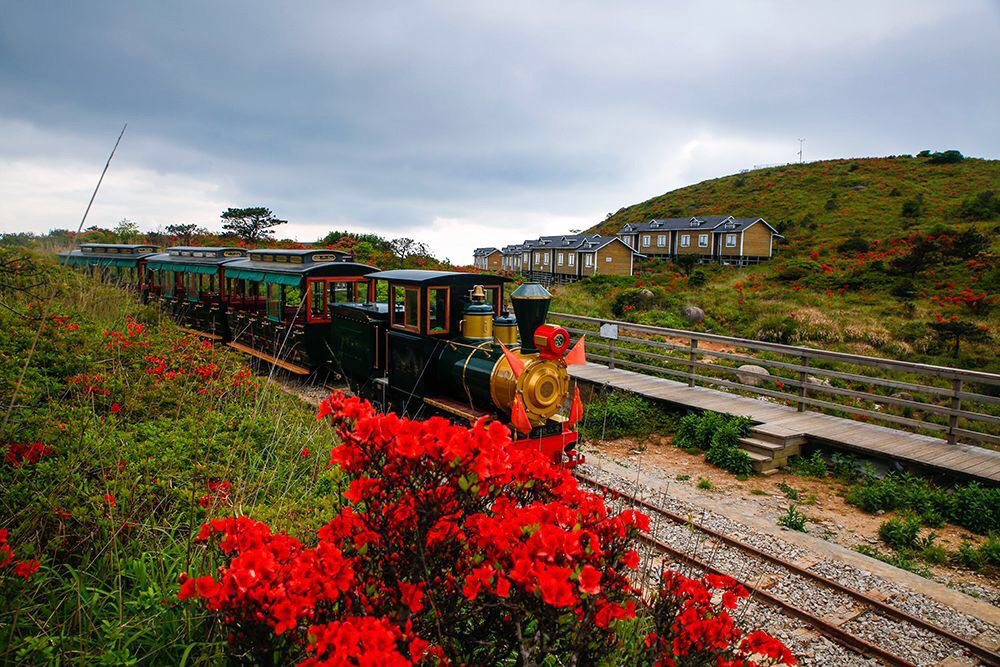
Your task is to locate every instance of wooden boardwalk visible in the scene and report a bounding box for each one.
[570,363,1000,484]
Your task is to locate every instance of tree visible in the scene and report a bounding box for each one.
[889,237,939,277]
[165,223,208,245]
[113,218,141,242]
[388,237,428,259]
[220,207,287,243]
[928,319,991,358]
[926,150,964,164]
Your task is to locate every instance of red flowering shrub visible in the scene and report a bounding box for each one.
[180,392,795,666]
[4,442,53,466]
[645,571,794,666]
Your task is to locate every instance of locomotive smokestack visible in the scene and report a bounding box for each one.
[510,283,551,354]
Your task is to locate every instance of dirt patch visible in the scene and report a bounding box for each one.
[584,436,999,602]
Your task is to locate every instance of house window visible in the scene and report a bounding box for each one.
[585,254,593,266]
[642,235,650,247]
[699,234,708,248]
[523,253,528,263]
[391,285,421,332]
[557,253,564,266]
[680,234,690,247]
[568,253,575,266]
[427,287,450,334]
[543,253,549,265]
[535,251,541,262]
[726,233,737,247]
[657,234,666,247]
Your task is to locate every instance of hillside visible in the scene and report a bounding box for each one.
[588,154,1000,245]
[552,154,999,373]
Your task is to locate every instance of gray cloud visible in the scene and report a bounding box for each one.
[1,1,998,259]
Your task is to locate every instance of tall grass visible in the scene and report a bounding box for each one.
[1,253,343,663]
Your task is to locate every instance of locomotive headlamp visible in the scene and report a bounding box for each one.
[533,324,570,360]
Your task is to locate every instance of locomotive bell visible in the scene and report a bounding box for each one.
[461,285,495,340]
[510,283,551,354]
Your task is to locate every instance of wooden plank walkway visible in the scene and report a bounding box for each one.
[570,363,1000,484]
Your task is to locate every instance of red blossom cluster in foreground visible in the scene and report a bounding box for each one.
[0,529,41,582]
[104,317,152,350]
[4,442,53,466]
[178,392,795,666]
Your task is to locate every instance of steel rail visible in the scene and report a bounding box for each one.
[575,472,1000,667]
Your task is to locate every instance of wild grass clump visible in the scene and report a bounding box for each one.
[777,504,808,532]
[878,516,921,550]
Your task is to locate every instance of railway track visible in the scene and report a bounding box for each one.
[575,471,999,667]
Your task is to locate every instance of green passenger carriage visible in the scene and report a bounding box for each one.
[220,249,378,374]
[57,243,159,290]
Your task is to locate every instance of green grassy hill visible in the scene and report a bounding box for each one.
[588,154,1000,245]
[552,154,999,373]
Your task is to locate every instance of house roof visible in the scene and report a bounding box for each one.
[576,235,645,256]
[618,216,736,233]
[473,247,500,256]
[710,217,782,236]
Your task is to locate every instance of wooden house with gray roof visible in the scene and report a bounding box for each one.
[617,215,781,265]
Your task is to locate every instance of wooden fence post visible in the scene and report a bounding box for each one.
[608,337,616,370]
[688,338,698,387]
[798,355,808,412]
[948,378,962,444]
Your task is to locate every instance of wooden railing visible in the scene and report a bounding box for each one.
[550,312,1000,447]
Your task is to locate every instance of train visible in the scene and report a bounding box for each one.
[57,243,585,465]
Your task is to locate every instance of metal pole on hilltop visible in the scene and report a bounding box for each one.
[76,123,127,234]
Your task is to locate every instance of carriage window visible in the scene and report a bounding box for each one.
[162,271,174,296]
[310,280,329,320]
[330,281,356,303]
[285,286,302,307]
[427,287,449,334]
[266,283,283,321]
[391,285,420,331]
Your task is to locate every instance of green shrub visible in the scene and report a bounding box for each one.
[830,452,859,482]
[688,270,707,287]
[696,477,713,490]
[879,516,921,550]
[846,475,999,536]
[705,423,754,476]
[790,451,827,478]
[579,391,671,441]
[836,233,870,255]
[778,504,808,532]
[775,259,821,282]
[925,149,964,164]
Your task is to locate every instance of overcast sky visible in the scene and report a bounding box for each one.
[2,1,998,262]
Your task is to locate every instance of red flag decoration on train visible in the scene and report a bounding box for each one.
[568,386,584,426]
[498,340,525,379]
[511,395,532,434]
[564,335,586,366]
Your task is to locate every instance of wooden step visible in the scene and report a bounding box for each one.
[750,423,807,447]
[743,449,782,474]
[740,436,801,459]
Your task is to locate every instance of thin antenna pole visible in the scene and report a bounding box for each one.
[798,138,804,163]
[77,123,127,234]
